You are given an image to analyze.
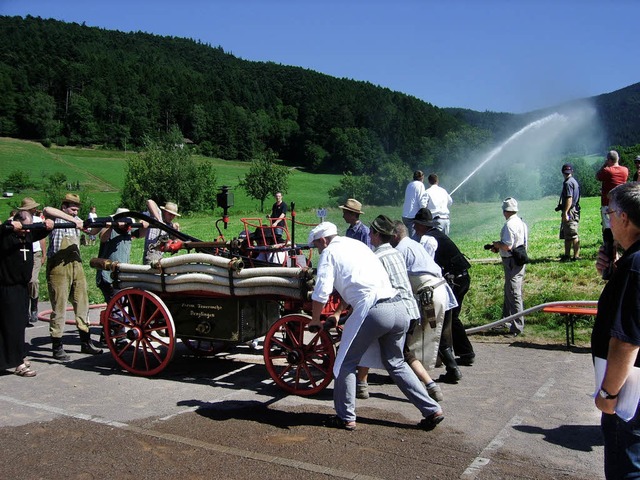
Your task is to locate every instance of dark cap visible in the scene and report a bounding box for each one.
[413,208,434,226]
[370,215,395,236]
[561,163,573,174]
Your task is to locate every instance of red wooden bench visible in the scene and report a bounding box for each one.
[541,305,597,347]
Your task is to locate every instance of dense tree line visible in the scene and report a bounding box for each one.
[0,15,480,178]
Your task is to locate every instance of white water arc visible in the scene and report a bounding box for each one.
[450,113,566,196]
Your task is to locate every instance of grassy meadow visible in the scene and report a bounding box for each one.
[1,138,605,346]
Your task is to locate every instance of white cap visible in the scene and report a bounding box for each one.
[308,222,338,245]
[502,197,518,212]
[114,207,130,216]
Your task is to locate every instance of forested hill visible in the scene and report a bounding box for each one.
[0,15,484,176]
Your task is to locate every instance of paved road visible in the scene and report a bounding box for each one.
[1,306,604,479]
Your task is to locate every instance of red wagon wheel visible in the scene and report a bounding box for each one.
[102,288,176,376]
[263,314,335,396]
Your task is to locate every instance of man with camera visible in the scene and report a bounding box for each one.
[488,198,528,336]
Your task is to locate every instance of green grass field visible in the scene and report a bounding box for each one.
[1,137,604,346]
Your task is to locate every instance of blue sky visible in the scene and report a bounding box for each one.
[2,0,639,113]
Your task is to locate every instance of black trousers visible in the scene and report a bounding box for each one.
[450,273,474,358]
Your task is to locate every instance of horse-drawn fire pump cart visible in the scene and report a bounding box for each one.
[89,199,341,397]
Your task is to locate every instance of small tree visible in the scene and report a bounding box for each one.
[2,170,33,192]
[121,129,217,213]
[240,153,290,212]
[43,172,68,208]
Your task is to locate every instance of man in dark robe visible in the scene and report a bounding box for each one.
[0,210,53,376]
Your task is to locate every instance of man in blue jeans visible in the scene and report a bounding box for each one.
[307,222,443,431]
[592,182,640,479]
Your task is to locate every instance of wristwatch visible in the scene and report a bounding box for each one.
[598,388,619,400]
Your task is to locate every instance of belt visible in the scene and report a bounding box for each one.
[375,293,401,305]
[433,215,449,220]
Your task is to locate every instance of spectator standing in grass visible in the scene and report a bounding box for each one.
[402,170,428,238]
[423,174,453,235]
[558,163,581,261]
[86,206,98,245]
[596,150,628,272]
[488,197,528,336]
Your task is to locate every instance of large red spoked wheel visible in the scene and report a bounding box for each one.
[263,314,335,396]
[102,288,176,376]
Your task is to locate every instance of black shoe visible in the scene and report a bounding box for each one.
[438,369,462,384]
[53,345,71,361]
[456,354,475,366]
[418,411,445,431]
[80,341,103,355]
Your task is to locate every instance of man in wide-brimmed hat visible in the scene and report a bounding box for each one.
[18,197,45,327]
[43,193,103,360]
[142,199,181,265]
[338,198,371,249]
[413,207,474,379]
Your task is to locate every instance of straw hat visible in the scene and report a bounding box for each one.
[338,198,364,215]
[63,193,81,205]
[160,201,181,217]
[18,197,40,211]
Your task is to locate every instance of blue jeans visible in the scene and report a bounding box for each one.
[602,407,640,479]
[334,298,441,422]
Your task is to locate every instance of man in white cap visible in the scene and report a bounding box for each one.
[18,197,45,327]
[142,199,181,265]
[488,198,528,336]
[307,222,443,431]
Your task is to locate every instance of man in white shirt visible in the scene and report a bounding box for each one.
[489,197,528,336]
[402,170,427,238]
[307,222,444,431]
[424,174,453,235]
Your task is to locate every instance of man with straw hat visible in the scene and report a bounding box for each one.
[43,193,103,360]
[142,199,181,265]
[18,197,45,327]
[338,198,371,249]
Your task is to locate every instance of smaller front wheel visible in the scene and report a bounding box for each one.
[263,314,335,396]
[102,288,176,376]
